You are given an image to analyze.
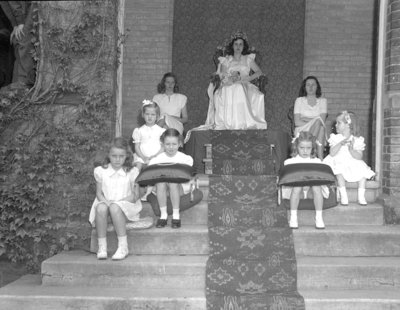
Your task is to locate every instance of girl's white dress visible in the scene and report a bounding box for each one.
[132,124,165,164]
[323,134,375,182]
[148,151,194,194]
[152,93,187,134]
[281,155,330,200]
[89,165,142,226]
[294,96,327,136]
[204,53,267,130]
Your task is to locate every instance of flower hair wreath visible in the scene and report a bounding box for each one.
[142,99,153,106]
[230,30,248,42]
[342,111,352,124]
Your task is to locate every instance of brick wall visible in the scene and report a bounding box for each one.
[382,0,400,222]
[303,0,378,163]
[121,0,174,137]
[386,0,400,90]
[382,103,400,223]
[383,107,400,193]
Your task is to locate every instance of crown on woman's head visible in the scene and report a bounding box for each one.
[230,30,248,42]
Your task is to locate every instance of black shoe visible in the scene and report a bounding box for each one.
[156,218,167,228]
[171,219,181,229]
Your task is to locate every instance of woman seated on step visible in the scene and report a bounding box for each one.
[203,31,267,130]
[152,72,188,135]
[293,76,327,159]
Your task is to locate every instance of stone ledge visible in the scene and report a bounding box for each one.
[378,194,400,224]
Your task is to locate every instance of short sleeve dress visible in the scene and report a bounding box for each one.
[132,124,165,163]
[89,165,142,226]
[152,93,187,134]
[323,134,375,182]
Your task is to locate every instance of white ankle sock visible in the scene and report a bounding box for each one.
[172,209,180,220]
[290,210,297,218]
[315,210,325,228]
[117,235,127,248]
[98,237,107,249]
[338,186,348,204]
[358,188,367,204]
[160,206,168,220]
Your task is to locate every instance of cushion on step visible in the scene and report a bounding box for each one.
[278,163,336,186]
[136,163,193,186]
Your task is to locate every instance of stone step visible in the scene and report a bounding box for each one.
[300,289,400,310]
[90,225,400,256]
[294,203,384,226]
[197,174,379,203]
[90,225,209,255]
[1,275,400,310]
[344,180,379,203]
[140,201,207,224]
[294,225,400,256]
[139,201,383,226]
[0,275,206,310]
[297,256,400,290]
[42,251,400,291]
[41,250,207,289]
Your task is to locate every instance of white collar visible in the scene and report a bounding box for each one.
[104,165,127,177]
[144,124,160,130]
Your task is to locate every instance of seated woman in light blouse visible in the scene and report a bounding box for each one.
[294,76,327,159]
[152,72,188,135]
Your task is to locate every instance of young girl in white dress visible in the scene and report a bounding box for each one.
[323,111,375,205]
[132,100,166,170]
[148,128,193,229]
[283,131,328,229]
[132,100,166,200]
[89,137,142,260]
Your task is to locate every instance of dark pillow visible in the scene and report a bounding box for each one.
[281,186,338,210]
[147,189,203,216]
[136,163,193,186]
[278,163,336,187]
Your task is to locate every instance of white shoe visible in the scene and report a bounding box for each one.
[315,216,325,229]
[289,216,298,229]
[97,246,107,260]
[112,247,128,260]
[358,196,367,206]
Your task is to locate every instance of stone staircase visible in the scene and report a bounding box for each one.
[1,177,400,309]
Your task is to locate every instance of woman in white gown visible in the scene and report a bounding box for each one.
[205,32,267,130]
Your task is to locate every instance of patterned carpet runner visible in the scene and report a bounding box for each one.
[206,130,305,309]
